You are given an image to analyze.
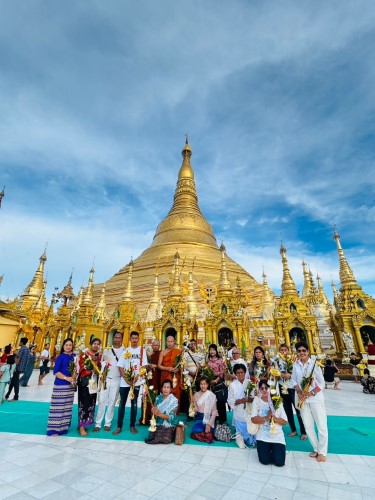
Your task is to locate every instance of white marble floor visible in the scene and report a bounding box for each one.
[0,374,374,500]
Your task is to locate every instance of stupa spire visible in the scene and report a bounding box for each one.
[262,270,273,306]
[186,268,198,316]
[122,259,134,302]
[18,247,48,310]
[280,244,297,295]
[94,284,108,321]
[170,251,182,298]
[33,279,47,312]
[83,266,95,304]
[317,273,329,305]
[302,261,311,298]
[218,243,232,294]
[333,229,357,287]
[151,139,217,247]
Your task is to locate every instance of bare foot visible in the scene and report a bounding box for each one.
[79,427,88,437]
[317,454,326,462]
[93,427,100,433]
[130,427,138,434]
[112,428,122,435]
[301,434,307,440]
[104,426,110,432]
[288,432,297,437]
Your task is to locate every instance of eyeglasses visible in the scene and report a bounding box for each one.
[297,349,307,353]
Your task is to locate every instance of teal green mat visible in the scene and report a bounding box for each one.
[0,401,374,455]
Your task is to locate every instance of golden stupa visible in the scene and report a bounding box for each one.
[100,139,264,318]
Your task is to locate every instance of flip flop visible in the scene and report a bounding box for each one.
[309,452,318,458]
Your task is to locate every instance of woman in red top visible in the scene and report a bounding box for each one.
[0,344,12,365]
[77,337,102,436]
[207,344,227,424]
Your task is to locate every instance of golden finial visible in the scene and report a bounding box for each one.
[280,243,297,295]
[333,228,356,287]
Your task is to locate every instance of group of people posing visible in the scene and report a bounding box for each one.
[44,332,329,467]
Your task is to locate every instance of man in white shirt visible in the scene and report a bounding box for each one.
[291,341,328,462]
[182,339,205,421]
[94,331,126,433]
[228,348,249,380]
[38,343,51,386]
[113,332,147,436]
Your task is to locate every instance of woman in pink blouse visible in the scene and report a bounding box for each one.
[207,344,227,424]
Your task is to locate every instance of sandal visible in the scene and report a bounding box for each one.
[93,427,100,433]
[130,427,138,434]
[309,452,318,458]
[317,454,326,462]
[112,428,122,436]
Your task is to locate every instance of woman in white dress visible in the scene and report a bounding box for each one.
[228,363,256,448]
[191,376,218,444]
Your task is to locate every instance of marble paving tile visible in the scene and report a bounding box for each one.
[267,475,299,491]
[221,489,259,500]
[24,479,65,499]
[152,484,190,500]
[223,458,247,471]
[294,479,329,498]
[7,473,46,491]
[131,477,166,496]
[200,455,226,467]
[328,486,362,500]
[232,476,266,495]
[4,492,36,500]
[0,484,22,499]
[270,465,300,478]
[148,467,182,484]
[323,471,358,486]
[169,473,206,493]
[206,469,240,486]
[191,479,229,499]
[89,481,128,499]
[260,484,295,500]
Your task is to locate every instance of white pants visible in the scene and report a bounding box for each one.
[300,401,328,456]
[95,378,121,428]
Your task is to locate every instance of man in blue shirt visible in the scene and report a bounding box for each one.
[5,337,30,401]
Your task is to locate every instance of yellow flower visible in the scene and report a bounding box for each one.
[124,350,132,359]
[138,367,147,378]
[270,368,281,378]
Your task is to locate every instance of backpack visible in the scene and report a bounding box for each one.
[214,423,232,442]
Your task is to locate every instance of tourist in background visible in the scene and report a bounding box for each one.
[0,344,12,365]
[292,341,328,462]
[38,342,51,385]
[361,369,375,394]
[324,359,340,390]
[46,338,76,436]
[0,355,16,404]
[5,337,29,402]
[20,345,36,387]
[349,352,361,382]
[251,381,287,467]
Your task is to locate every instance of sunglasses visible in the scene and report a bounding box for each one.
[297,349,307,353]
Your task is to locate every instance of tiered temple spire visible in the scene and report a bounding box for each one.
[122,259,134,302]
[218,243,232,295]
[280,244,297,295]
[333,229,357,288]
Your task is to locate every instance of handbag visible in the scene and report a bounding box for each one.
[88,374,98,394]
[175,424,185,445]
[214,423,232,442]
[147,425,175,444]
[247,397,260,435]
[191,431,213,444]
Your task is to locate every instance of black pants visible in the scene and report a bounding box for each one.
[117,386,140,429]
[216,400,227,424]
[180,389,190,416]
[257,440,286,467]
[6,370,21,400]
[281,388,306,434]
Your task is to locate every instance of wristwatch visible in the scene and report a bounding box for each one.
[311,389,316,396]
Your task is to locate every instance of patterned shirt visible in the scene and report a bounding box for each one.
[17,345,30,373]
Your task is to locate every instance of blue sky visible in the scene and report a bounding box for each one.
[0,0,374,303]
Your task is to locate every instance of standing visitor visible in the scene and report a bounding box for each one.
[324,359,340,390]
[250,381,288,467]
[275,343,306,440]
[20,346,36,387]
[5,337,29,402]
[228,363,255,448]
[248,346,269,381]
[0,344,12,364]
[38,343,51,385]
[207,344,227,424]
[46,338,76,436]
[113,332,147,436]
[182,338,204,420]
[292,341,328,462]
[0,355,16,403]
[139,339,161,425]
[349,352,361,382]
[158,336,182,409]
[94,331,126,433]
[77,337,102,437]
